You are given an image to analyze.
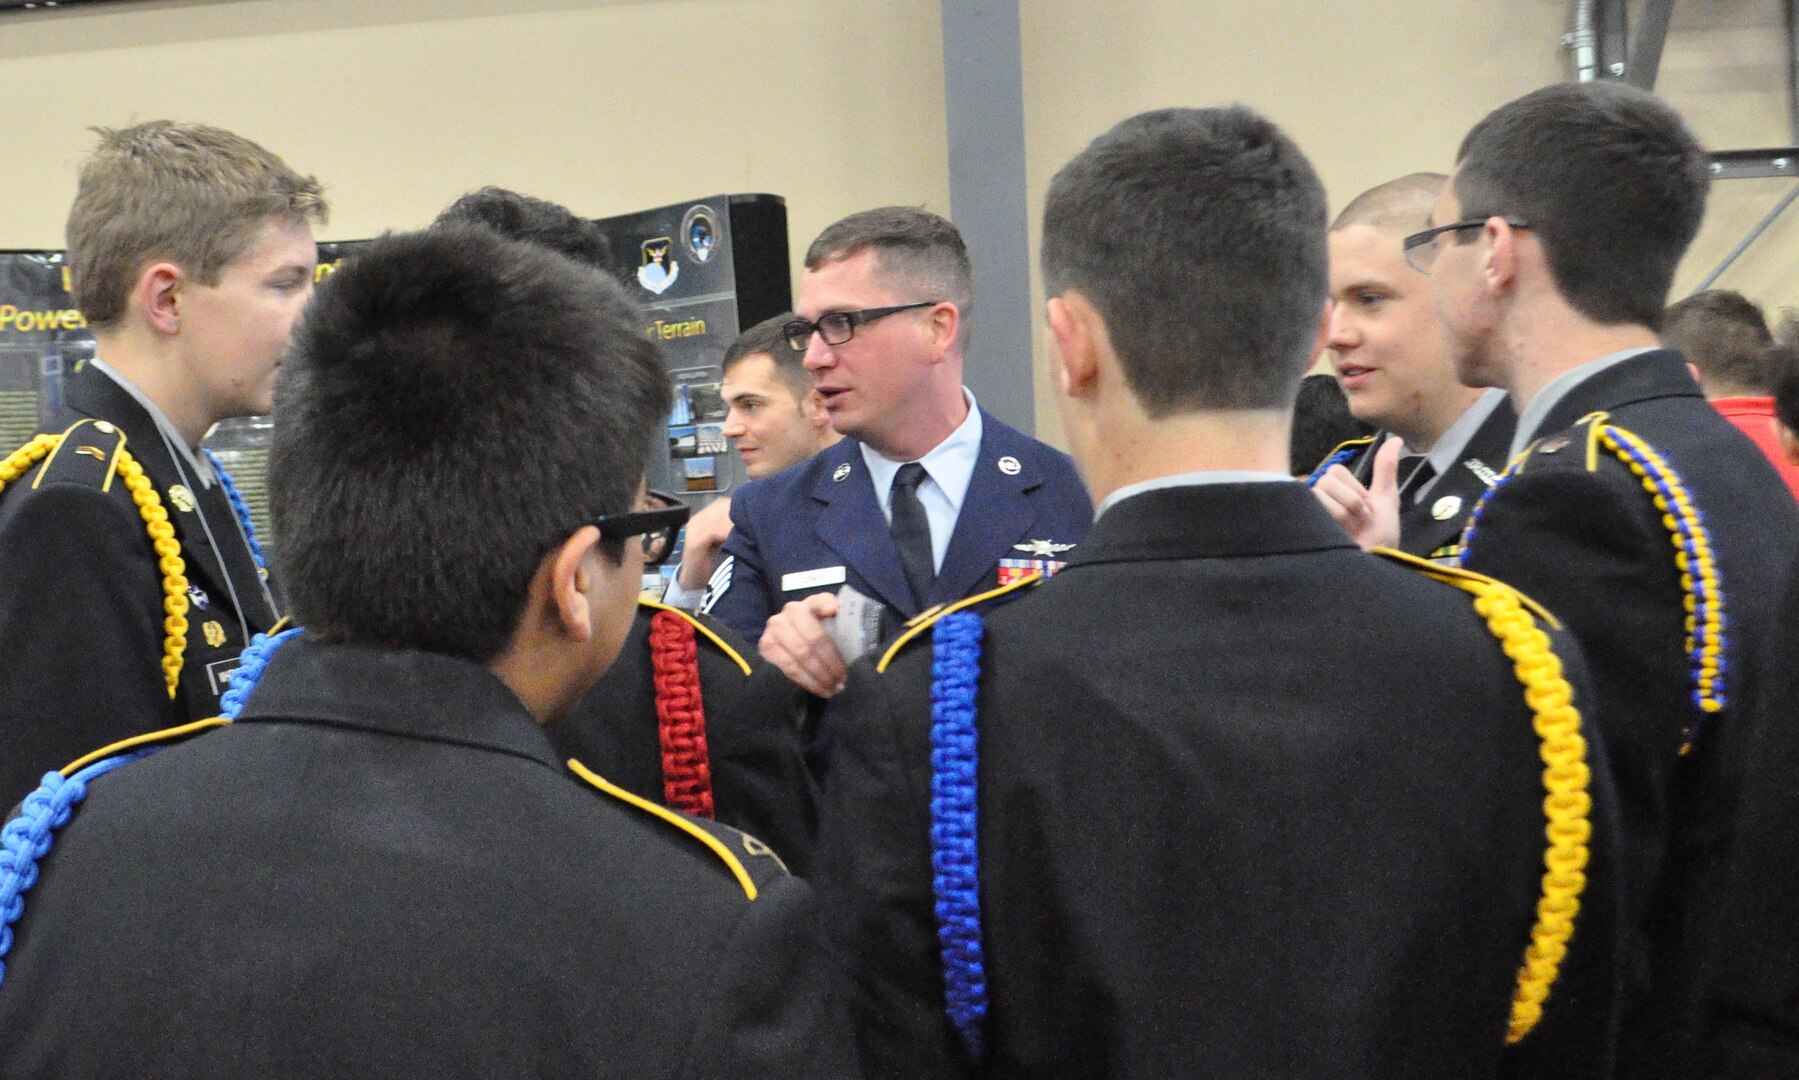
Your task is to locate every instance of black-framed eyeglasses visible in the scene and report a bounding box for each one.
[1402,217,1531,274]
[783,301,940,352]
[593,490,689,568]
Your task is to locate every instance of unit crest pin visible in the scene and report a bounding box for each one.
[168,484,197,513]
[997,456,1022,475]
[1431,495,1464,521]
[832,463,852,482]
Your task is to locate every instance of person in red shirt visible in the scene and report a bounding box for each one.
[1662,289,1799,500]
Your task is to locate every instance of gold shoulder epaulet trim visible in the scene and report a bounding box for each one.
[1325,434,1379,460]
[1371,548,1562,629]
[31,419,126,493]
[877,572,1043,673]
[566,757,758,901]
[1377,548,1589,1043]
[637,599,752,675]
[59,716,231,777]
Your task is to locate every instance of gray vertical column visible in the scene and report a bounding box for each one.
[940,0,1035,434]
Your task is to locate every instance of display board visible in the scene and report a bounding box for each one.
[0,193,791,569]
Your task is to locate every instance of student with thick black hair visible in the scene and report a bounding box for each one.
[434,188,819,873]
[0,225,854,1079]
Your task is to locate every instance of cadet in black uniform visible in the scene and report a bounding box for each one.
[0,226,854,1078]
[1309,172,1515,560]
[433,188,817,872]
[817,106,1620,1079]
[1414,82,1799,1078]
[0,122,324,806]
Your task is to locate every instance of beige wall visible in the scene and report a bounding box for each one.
[0,0,951,259]
[3,0,1793,445]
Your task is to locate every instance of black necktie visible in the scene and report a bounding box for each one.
[890,463,936,608]
[1399,457,1437,504]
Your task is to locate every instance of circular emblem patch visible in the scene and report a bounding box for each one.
[997,456,1022,476]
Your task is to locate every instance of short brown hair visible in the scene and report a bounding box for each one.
[1662,289,1775,395]
[804,206,974,333]
[1332,173,1447,233]
[722,312,809,398]
[66,121,327,328]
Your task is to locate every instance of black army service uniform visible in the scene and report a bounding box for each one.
[817,480,1622,1079]
[1703,549,1799,1078]
[0,637,856,1079]
[0,361,276,806]
[1456,350,1799,1078]
[549,600,818,875]
[1315,392,1516,560]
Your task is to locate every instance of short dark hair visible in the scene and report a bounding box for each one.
[1454,81,1709,330]
[722,312,809,398]
[270,226,670,662]
[1290,372,1374,475]
[434,186,613,271]
[1041,105,1328,416]
[805,206,974,332]
[1772,345,1799,436]
[1662,289,1776,394]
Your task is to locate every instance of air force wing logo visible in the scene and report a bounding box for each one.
[637,237,679,295]
[1014,539,1075,559]
[698,555,733,615]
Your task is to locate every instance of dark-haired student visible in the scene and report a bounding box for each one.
[0,121,324,807]
[434,190,818,872]
[1396,81,1799,1078]
[0,225,855,1079]
[817,104,1618,1080]
[1661,290,1799,500]
[667,313,843,599]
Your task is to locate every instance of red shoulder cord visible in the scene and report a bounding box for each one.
[649,609,716,819]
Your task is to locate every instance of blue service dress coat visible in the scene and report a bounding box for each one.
[700,410,1093,643]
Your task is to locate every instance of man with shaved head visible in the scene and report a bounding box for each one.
[1310,172,1515,559]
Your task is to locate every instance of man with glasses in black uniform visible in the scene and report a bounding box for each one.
[1412,81,1799,1079]
[697,207,1091,720]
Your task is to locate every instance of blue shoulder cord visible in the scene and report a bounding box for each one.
[0,628,299,989]
[202,449,268,574]
[1304,445,1360,487]
[930,611,988,1063]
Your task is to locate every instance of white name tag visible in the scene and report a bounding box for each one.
[782,565,848,591]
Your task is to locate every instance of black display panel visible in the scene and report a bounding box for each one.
[0,193,791,572]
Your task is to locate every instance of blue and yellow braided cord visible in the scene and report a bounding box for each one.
[930,611,988,1062]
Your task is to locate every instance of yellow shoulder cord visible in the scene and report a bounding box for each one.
[1410,563,1592,1043]
[0,430,190,700]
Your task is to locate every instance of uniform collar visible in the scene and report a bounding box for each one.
[859,387,984,514]
[234,637,564,772]
[1071,481,1356,567]
[1509,346,1658,460]
[87,356,217,488]
[1097,470,1292,518]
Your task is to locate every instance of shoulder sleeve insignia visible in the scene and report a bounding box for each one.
[696,554,733,615]
[878,573,1042,673]
[566,758,764,901]
[637,598,752,675]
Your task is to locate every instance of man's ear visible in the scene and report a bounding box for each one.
[802,388,832,430]
[1484,217,1522,295]
[1778,421,1799,468]
[1046,291,1103,399]
[926,301,961,361]
[135,262,184,336]
[545,525,604,642]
